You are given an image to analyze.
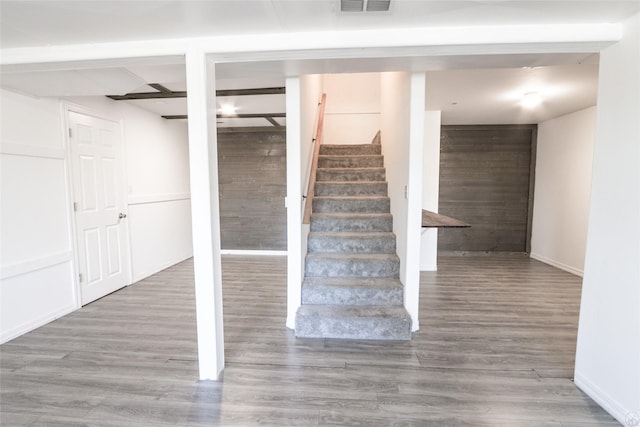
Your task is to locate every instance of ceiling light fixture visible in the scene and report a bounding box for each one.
[521,92,542,109]
[219,104,237,116]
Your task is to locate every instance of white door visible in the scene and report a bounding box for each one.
[68,111,130,305]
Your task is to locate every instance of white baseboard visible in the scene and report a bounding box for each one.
[221,249,287,256]
[0,303,76,344]
[574,371,638,426]
[530,252,583,277]
[420,263,437,271]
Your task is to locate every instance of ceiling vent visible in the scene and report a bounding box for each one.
[341,0,391,12]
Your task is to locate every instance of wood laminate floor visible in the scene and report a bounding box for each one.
[0,255,618,426]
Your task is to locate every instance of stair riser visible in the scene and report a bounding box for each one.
[320,144,381,156]
[314,182,387,197]
[310,215,393,232]
[307,235,396,253]
[313,198,390,213]
[302,284,403,306]
[305,257,400,278]
[318,156,384,168]
[295,311,411,340]
[316,169,386,182]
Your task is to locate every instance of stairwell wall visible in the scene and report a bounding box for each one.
[380,72,425,331]
[322,73,381,145]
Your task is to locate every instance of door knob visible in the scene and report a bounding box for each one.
[119,212,127,219]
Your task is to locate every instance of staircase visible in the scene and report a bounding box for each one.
[295,143,412,340]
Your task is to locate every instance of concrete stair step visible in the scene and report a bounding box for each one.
[307,231,396,253]
[305,253,400,278]
[313,196,390,213]
[301,277,404,306]
[317,155,383,168]
[310,213,393,232]
[295,305,411,340]
[320,144,381,156]
[314,181,387,197]
[316,167,386,182]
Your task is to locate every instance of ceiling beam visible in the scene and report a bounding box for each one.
[265,116,282,127]
[107,85,285,101]
[162,113,286,120]
[148,83,173,93]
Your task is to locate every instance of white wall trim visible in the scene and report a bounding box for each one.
[574,371,637,427]
[220,250,287,256]
[0,23,621,66]
[530,252,584,277]
[0,141,65,159]
[131,253,193,283]
[128,193,191,205]
[0,251,73,280]
[0,302,77,344]
[285,77,302,330]
[404,73,426,332]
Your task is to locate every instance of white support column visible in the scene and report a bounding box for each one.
[285,77,302,330]
[185,50,225,380]
[420,110,442,271]
[405,72,426,332]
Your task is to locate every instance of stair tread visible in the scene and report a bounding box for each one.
[303,276,403,288]
[314,195,389,200]
[306,252,399,260]
[309,231,394,237]
[297,304,410,319]
[312,213,392,217]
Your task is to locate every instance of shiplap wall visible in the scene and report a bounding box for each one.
[217,127,287,250]
[438,125,536,252]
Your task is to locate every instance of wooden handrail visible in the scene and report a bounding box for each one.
[302,93,327,224]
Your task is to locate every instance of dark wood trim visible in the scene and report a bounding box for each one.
[148,83,173,93]
[222,113,286,119]
[265,117,282,127]
[162,113,285,120]
[302,93,327,225]
[422,210,470,228]
[217,126,286,134]
[107,86,285,101]
[216,87,285,97]
[108,91,186,100]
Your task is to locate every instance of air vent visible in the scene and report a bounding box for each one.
[341,0,390,12]
[341,0,364,12]
[366,0,391,11]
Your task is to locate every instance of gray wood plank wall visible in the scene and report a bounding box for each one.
[438,125,536,252]
[217,127,287,250]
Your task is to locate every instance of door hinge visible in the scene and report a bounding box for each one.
[78,273,83,283]
[73,202,78,212]
[68,128,72,138]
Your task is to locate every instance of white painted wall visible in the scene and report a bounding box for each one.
[323,73,380,145]
[420,110,442,271]
[0,89,192,343]
[575,12,640,426]
[380,72,424,331]
[65,96,192,282]
[1,89,76,343]
[531,106,596,276]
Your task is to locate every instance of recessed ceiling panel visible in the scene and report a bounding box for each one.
[1,68,146,97]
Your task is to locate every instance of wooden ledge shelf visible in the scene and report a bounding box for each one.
[422,209,470,228]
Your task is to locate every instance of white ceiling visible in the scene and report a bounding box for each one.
[2,1,640,49]
[0,0,632,126]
